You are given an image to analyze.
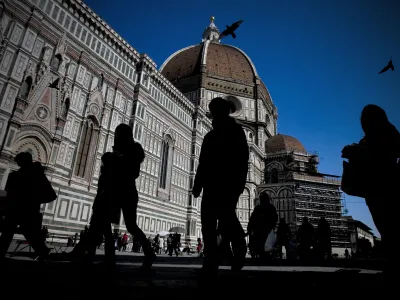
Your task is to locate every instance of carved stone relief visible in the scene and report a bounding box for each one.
[10,24,23,45]
[22,29,37,53]
[32,38,44,59]
[1,85,17,113]
[35,105,50,122]
[0,48,14,74]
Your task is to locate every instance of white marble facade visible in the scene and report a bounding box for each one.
[0,0,277,241]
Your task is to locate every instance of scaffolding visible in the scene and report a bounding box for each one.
[294,180,349,248]
[265,178,350,249]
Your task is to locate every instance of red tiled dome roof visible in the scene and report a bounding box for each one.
[160,45,203,83]
[160,43,256,84]
[265,134,306,154]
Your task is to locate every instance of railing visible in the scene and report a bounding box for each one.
[293,173,341,185]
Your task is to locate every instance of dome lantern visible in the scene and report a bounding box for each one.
[202,16,220,43]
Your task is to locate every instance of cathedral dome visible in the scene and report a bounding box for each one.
[265,134,306,154]
[159,17,273,108]
[160,43,257,85]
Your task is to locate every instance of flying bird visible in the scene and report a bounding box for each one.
[48,77,60,90]
[219,20,244,39]
[378,57,394,74]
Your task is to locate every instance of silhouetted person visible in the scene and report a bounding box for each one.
[316,217,331,260]
[154,234,160,254]
[344,248,349,259]
[297,217,314,261]
[167,235,173,256]
[193,97,249,275]
[197,238,203,254]
[71,123,155,270]
[0,152,51,264]
[117,233,123,251]
[378,57,394,74]
[122,233,128,252]
[247,193,277,260]
[342,104,400,261]
[172,233,181,256]
[276,218,291,259]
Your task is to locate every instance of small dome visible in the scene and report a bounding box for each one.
[265,134,306,154]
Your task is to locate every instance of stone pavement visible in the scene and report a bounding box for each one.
[1,251,385,299]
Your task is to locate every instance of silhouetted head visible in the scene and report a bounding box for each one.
[259,192,270,205]
[361,104,389,136]
[209,97,231,121]
[114,123,134,152]
[303,217,309,224]
[14,152,33,168]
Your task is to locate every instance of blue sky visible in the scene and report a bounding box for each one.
[84,0,400,236]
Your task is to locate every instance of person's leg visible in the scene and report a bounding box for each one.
[121,201,155,268]
[0,218,18,260]
[200,196,218,272]
[20,219,49,258]
[218,196,246,271]
[277,243,283,259]
[72,212,110,263]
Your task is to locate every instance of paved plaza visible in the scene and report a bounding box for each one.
[1,241,385,300]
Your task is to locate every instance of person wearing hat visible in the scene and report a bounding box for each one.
[192,97,249,275]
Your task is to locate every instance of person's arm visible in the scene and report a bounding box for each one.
[247,207,258,235]
[233,126,249,195]
[133,143,145,179]
[4,172,16,214]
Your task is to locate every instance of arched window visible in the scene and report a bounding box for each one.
[74,119,98,178]
[248,132,253,142]
[271,168,278,184]
[159,139,170,189]
[20,76,33,99]
[99,73,104,88]
[61,98,70,118]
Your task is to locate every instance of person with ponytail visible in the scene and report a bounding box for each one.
[72,123,155,270]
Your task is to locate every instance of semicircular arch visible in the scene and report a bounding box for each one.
[13,135,50,163]
[266,161,284,172]
[277,187,293,198]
